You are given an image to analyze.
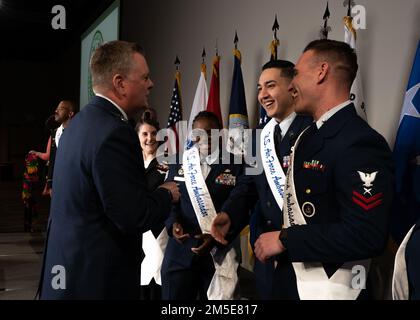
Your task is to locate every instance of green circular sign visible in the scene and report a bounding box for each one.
[88,30,104,100]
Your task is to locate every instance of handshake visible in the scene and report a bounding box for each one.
[209,212,287,262]
[156,185,287,262]
[210,212,286,262]
[158,181,181,203]
[170,212,233,256]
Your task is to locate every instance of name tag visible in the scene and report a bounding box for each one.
[174,176,185,182]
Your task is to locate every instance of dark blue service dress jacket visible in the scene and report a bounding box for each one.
[39,96,172,299]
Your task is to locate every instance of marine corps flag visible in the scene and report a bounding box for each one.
[166,56,184,154]
[227,32,249,155]
[207,54,223,127]
[344,1,367,121]
[188,48,208,133]
[390,40,420,244]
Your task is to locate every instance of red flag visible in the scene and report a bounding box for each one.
[206,55,223,127]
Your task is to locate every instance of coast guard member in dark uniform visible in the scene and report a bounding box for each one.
[161,111,244,300]
[211,60,311,299]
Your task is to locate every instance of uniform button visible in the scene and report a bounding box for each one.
[305,188,311,194]
[266,220,272,226]
[266,201,271,207]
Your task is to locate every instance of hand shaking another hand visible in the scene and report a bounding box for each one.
[159,181,180,203]
[210,211,231,246]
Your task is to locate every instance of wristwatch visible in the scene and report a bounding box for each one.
[279,228,288,249]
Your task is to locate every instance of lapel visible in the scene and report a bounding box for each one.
[145,158,157,174]
[205,153,223,185]
[277,115,311,173]
[295,104,357,172]
[279,115,311,159]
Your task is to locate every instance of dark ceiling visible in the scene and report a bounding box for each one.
[0,0,116,61]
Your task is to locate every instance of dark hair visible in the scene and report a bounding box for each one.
[135,107,160,132]
[262,59,295,80]
[304,39,358,88]
[90,40,145,89]
[61,100,77,114]
[192,111,221,129]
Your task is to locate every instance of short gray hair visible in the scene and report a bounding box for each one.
[90,40,145,89]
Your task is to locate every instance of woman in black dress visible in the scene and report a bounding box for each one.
[136,109,169,300]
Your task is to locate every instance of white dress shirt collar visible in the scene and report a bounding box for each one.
[316,100,351,129]
[95,93,128,121]
[55,124,64,148]
[277,112,297,140]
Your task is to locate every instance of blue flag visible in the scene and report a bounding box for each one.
[390,40,420,244]
[227,49,249,154]
[228,49,249,129]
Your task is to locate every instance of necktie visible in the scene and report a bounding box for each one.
[274,124,282,159]
[306,122,318,136]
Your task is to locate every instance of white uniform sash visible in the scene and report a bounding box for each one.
[392,225,415,300]
[283,128,370,300]
[260,118,287,211]
[141,228,169,286]
[183,145,239,300]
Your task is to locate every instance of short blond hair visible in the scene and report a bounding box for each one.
[90,40,145,89]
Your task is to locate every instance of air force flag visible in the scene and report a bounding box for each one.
[391,40,420,244]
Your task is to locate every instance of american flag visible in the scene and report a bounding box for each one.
[166,70,183,154]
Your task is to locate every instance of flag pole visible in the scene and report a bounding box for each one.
[234,31,239,50]
[271,15,279,60]
[201,47,207,78]
[320,2,331,39]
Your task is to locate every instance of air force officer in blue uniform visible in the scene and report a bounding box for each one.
[161,111,244,300]
[39,41,180,300]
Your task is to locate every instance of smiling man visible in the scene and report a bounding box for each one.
[38,41,180,299]
[211,60,311,299]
